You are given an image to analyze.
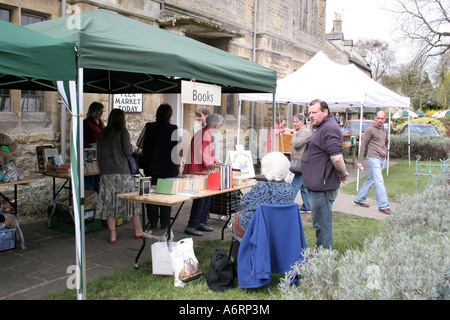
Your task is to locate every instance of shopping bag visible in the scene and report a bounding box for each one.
[151,241,174,275]
[169,238,202,287]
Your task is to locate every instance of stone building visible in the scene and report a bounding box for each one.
[0,0,368,176]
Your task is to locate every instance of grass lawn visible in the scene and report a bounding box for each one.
[43,212,381,300]
[44,159,434,300]
[341,159,434,200]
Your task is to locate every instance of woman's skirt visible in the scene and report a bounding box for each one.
[232,210,245,239]
[96,174,138,220]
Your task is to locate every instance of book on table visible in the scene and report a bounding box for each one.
[155,178,176,195]
[138,177,153,196]
[207,164,233,191]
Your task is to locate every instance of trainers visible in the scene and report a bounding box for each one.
[198,223,214,232]
[184,226,203,236]
[379,208,392,215]
[354,200,369,208]
[300,210,311,214]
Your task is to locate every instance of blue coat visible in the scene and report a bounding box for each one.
[237,203,307,289]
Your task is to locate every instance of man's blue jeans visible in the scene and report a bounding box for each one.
[355,157,389,210]
[291,174,311,211]
[309,188,339,249]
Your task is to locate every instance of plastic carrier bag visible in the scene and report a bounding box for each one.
[169,238,202,287]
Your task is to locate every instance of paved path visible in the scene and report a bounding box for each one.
[0,160,397,299]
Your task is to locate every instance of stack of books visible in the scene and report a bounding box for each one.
[207,164,233,191]
[154,175,209,196]
[56,164,71,174]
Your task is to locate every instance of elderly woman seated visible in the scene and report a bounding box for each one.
[233,152,296,238]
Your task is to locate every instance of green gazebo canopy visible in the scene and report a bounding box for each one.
[26,9,277,94]
[0,19,76,88]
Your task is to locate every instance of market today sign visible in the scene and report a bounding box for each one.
[181,80,221,106]
[113,94,143,112]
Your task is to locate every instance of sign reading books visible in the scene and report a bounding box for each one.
[113,94,143,112]
[181,80,221,106]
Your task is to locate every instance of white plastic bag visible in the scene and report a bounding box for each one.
[285,171,295,184]
[151,241,173,275]
[169,238,202,287]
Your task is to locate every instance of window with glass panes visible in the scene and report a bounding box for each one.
[21,12,46,112]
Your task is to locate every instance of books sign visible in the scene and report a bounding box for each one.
[181,80,221,106]
[113,94,143,112]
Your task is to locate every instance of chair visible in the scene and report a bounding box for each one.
[233,203,307,289]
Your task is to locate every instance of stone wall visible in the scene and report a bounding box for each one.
[0,0,327,176]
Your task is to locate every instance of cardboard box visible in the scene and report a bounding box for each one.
[85,190,98,210]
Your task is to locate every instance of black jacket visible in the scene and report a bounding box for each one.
[143,121,178,178]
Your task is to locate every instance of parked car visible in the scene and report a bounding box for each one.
[399,123,441,136]
[342,119,375,136]
[400,123,441,136]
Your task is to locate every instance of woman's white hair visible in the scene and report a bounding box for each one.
[206,113,224,127]
[261,152,291,181]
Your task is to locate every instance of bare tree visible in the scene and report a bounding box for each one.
[392,0,450,62]
[355,39,395,81]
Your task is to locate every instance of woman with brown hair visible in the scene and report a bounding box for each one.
[96,109,144,244]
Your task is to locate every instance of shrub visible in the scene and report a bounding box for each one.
[389,134,450,160]
[279,185,449,300]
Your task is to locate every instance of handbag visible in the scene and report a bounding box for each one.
[289,158,302,174]
[206,249,235,292]
[169,238,202,287]
[132,149,144,169]
[127,155,140,175]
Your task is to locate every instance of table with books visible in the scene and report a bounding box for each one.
[0,178,38,250]
[117,166,256,268]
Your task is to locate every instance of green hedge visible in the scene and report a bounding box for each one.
[389,134,450,161]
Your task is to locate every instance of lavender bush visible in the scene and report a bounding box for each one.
[279,185,449,300]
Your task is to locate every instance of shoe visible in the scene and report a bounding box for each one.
[300,210,311,214]
[198,223,214,232]
[109,230,116,244]
[354,200,369,208]
[379,208,392,215]
[135,230,153,239]
[184,226,203,236]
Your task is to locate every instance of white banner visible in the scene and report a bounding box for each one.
[113,94,143,112]
[181,80,221,106]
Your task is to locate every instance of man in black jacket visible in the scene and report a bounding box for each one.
[301,99,348,249]
[143,103,181,228]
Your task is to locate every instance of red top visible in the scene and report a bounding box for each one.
[184,125,218,174]
[84,117,105,148]
[265,123,285,154]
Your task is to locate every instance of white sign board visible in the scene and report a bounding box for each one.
[113,94,143,112]
[181,80,221,106]
[225,150,255,178]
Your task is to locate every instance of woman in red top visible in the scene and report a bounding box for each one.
[265,115,293,154]
[83,101,105,192]
[183,113,223,236]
